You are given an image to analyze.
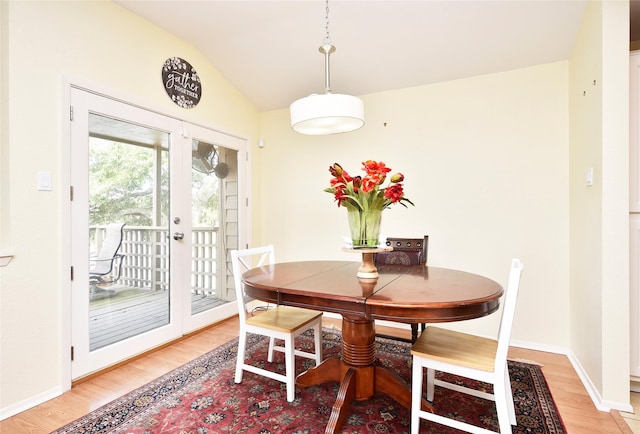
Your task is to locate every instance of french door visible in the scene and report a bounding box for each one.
[70,88,245,379]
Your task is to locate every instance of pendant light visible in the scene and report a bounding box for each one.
[290,0,364,135]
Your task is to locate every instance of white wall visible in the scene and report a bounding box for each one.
[0,0,259,416]
[569,0,631,409]
[259,61,570,348]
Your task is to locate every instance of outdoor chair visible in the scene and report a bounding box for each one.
[231,245,323,402]
[374,235,429,343]
[410,258,524,434]
[89,222,125,295]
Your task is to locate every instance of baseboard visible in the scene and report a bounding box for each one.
[567,351,633,413]
[322,312,412,331]
[510,339,634,413]
[0,385,63,421]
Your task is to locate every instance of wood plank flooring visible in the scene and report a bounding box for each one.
[0,316,633,433]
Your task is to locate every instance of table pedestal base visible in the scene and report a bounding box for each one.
[296,316,432,433]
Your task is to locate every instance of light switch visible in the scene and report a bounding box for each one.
[37,171,52,191]
[586,167,594,187]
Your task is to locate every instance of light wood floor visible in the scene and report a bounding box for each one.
[0,316,633,433]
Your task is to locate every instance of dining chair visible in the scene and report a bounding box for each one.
[374,235,429,343]
[231,245,323,402]
[410,258,524,434]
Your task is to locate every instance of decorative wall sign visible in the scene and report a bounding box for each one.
[162,57,202,108]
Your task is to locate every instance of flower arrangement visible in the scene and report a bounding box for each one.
[325,160,413,247]
[325,160,413,211]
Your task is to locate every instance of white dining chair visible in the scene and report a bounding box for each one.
[410,258,524,434]
[231,245,323,402]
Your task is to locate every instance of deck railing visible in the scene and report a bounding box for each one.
[92,225,221,297]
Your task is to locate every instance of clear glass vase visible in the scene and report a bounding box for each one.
[348,208,382,248]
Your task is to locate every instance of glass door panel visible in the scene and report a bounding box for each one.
[181,123,245,332]
[88,114,170,350]
[190,140,238,315]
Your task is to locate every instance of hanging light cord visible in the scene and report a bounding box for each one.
[320,0,335,94]
[324,0,331,46]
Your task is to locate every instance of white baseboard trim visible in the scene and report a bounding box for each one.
[508,339,634,413]
[322,313,413,331]
[0,385,63,421]
[375,319,412,330]
[566,352,633,413]
[631,378,640,393]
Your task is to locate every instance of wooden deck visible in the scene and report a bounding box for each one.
[89,287,228,351]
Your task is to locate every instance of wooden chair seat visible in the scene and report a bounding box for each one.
[246,306,323,333]
[411,326,497,372]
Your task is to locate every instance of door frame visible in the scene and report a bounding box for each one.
[59,76,251,390]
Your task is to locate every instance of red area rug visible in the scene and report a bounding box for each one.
[52,328,565,433]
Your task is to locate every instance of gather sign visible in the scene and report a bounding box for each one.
[161,57,202,109]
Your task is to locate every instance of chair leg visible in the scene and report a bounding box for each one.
[495,371,514,433]
[503,367,517,425]
[267,336,276,362]
[284,335,296,402]
[235,331,247,383]
[426,368,436,401]
[411,359,423,434]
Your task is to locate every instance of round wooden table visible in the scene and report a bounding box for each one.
[241,260,503,434]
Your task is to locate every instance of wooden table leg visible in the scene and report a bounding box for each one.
[325,367,356,433]
[296,315,432,433]
[374,365,432,412]
[296,357,342,386]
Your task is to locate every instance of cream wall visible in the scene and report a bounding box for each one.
[259,61,570,348]
[569,0,630,409]
[0,1,259,415]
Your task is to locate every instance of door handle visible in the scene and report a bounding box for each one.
[173,232,184,240]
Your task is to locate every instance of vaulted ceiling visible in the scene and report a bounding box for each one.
[116,1,590,112]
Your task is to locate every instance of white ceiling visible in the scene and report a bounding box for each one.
[116,0,588,112]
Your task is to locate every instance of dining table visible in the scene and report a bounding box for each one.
[240,260,503,434]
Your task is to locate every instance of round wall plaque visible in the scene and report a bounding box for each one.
[162,57,202,108]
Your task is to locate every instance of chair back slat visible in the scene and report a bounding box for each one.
[231,245,275,322]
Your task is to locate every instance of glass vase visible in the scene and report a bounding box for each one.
[348,208,382,248]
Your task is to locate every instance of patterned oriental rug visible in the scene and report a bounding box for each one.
[53,328,565,434]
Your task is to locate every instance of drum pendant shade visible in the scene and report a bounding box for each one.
[290,93,364,135]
